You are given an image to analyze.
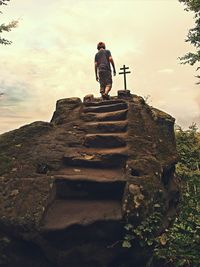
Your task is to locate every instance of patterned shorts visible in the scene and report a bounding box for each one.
[99,70,112,93]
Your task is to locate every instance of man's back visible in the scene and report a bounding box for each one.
[95,49,111,71]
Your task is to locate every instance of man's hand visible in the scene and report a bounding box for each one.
[96,76,99,82]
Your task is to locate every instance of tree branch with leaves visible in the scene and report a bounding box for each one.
[0,0,18,45]
[179,0,200,83]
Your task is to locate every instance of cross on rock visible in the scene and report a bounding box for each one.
[119,65,131,90]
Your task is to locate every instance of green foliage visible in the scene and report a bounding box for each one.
[179,0,200,14]
[0,0,18,45]
[0,0,10,6]
[176,124,200,171]
[123,211,163,249]
[154,124,200,267]
[179,1,200,82]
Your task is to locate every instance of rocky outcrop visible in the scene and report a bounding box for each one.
[0,91,179,267]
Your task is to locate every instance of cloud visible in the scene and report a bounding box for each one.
[158,68,174,73]
[177,114,200,130]
[0,82,30,107]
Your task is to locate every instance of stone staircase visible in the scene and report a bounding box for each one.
[42,98,129,238]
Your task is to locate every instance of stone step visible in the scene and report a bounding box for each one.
[42,199,122,232]
[63,147,128,168]
[53,167,126,200]
[81,109,128,122]
[54,175,126,200]
[54,167,126,181]
[42,221,123,254]
[85,120,128,133]
[84,133,127,148]
[84,99,126,107]
[83,102,128,114]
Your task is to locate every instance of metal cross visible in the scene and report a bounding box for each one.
[119,65,131,90]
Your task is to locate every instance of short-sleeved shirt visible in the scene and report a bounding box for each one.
[95,49,111,72]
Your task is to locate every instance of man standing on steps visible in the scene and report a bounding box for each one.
[94,42,116,100]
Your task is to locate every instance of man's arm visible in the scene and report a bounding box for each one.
[95,62,98,81]
[109,56,116,76]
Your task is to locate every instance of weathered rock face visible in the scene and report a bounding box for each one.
[0,92,179,267]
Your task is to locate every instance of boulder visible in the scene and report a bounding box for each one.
[0,93,179,267]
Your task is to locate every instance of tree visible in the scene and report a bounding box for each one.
[0,0,18,45]
[179,0,200,82]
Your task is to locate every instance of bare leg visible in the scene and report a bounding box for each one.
[100,87,105,97]
[105,85,112,95]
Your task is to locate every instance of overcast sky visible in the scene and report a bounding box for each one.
[0,0,199,134]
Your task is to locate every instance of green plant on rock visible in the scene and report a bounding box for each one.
[123,210,163,249]
[122,124,200,267]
